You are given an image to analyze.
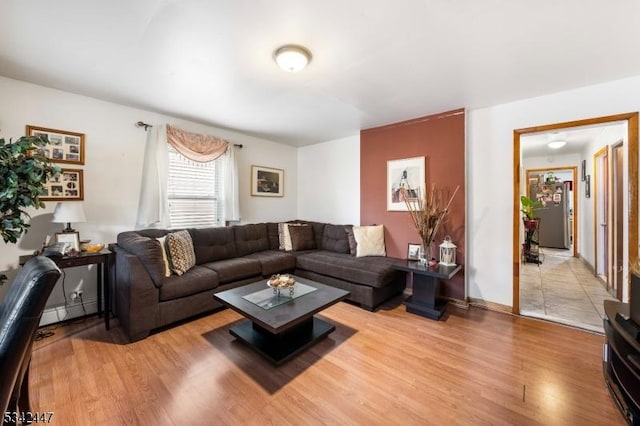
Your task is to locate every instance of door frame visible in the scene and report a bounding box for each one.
[593,146,609,283]
[512,112,638,314]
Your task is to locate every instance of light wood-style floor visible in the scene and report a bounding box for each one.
[30,298,624,425]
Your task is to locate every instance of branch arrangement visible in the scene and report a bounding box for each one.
[401,184,460,249]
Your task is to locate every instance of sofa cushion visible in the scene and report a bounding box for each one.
[242,250,296,276]
[117,230,170,287]
[353,225,386,257]
[267,222,280,250]
[189,227,237,264]
[320,224,350,254]
[159,266,219,301]
[345,226,357,256]
[234,223,270,256]
[166,230,196,275]
[201,257,262,284]
[296,251,402,288]
[289,224,315,251]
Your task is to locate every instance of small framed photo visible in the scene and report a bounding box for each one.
[40,168,84,201]
[585,174,591,198]
[581,159,586,182]
[55,231,80,252]
[251,165,284,197]
[408,243,422,260]
[26,125,85,165]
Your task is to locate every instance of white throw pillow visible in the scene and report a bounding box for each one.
[279,223,305,251]
[156,236,171,277]
[353,225,386,257]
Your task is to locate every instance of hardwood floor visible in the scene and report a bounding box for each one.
[30,298,623,425]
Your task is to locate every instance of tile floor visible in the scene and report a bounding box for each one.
[519,247,618,333]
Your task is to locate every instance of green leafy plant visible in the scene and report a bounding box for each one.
[520,195,544,220]
[0,135,60,244]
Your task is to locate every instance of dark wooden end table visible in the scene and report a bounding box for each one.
[392,261,462,320]
[214,276,349,365]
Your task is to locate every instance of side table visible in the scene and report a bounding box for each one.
[19,250,114,330]
[392,261,462,320]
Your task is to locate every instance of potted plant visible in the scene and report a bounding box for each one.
[520,195,543,229]
[0,135,60,282]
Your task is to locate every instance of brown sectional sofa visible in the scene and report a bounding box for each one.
[114,222,405,342]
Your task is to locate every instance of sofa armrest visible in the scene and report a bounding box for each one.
[114,246,160,342]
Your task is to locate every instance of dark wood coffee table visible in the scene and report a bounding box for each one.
[214,276,349,365]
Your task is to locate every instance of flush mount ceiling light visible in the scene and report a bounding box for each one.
[548,140,567,149]
[274,45,312,72]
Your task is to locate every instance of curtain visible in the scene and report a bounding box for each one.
[136,125,169,229]
[166,124,228,162]
[223,145,240,222]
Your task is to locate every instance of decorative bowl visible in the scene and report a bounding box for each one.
[267,274,295,289]
[83,243,105,253]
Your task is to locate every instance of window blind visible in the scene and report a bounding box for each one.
[167,146,224,228]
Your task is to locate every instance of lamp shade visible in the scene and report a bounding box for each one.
[52,202,86,232]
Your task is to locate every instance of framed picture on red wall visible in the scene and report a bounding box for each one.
[387,156,425,211]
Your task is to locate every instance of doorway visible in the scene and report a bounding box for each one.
[612,142,624,299]
[594,147,609,284]
[513,112,639,328]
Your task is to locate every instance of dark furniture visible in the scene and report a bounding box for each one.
[603,300,640,425]
[0,256,61,422]
[19,249,114,330]
[214,276,349,364]
[522,218,542,264]
[114,222,405,342]
[392,261,462,320]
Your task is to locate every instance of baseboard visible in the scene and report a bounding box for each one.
[467,297,512,314]
[40,298,98,326]
[444,296,469,309]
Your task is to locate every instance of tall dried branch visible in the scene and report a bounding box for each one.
[401,184,460,248]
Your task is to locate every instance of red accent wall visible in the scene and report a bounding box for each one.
[360,109,465,299]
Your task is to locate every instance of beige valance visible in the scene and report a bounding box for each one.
[166,124,229,162]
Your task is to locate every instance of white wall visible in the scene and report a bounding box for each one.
[297,134,360,224]
[468,74,640,307]
[0,76,297,322]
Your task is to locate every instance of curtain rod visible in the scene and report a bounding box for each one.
[135,121,243,148]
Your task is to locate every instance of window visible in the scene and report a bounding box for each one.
[167,146,225,228]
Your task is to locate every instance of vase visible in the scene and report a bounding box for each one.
[418,241,431,264]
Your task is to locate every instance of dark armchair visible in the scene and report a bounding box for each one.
[0,256,61,424]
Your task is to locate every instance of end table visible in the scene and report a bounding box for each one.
[392,261,462,320]
[19,249,114,329]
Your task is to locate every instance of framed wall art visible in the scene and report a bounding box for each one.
[26,125,85,165]
[251,165,284,197]
[40,168,84,201]
[581,159,586,181]
[387,156,425,211]
[585,174,591,198]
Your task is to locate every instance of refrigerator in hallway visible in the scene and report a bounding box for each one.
[530,182,570,249]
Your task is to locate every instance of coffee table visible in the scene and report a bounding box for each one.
[214,276,350,365]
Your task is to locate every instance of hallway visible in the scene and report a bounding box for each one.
[519,248,618,333]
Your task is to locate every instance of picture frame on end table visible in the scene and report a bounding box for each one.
[26,125,85,165]
[387,156,425,211]
[408,243,421,260]
[251,165,284,197]
[39,168,84,201]
[54,231,80,252]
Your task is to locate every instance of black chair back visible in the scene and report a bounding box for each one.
[0,256,60,420]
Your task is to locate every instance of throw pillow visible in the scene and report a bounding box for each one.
[345,226,357,256]
[289,224,315,251]
[277,223,305,251]
[353,225,386,257]
[156,236,172,277]
[165,230,196,276]
[277,222,287,250]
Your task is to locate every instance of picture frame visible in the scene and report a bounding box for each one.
[55,231,80,252]
[26,125,85,165]
[387,156,425,211]
[581,159,586,182]
[251,165,284,197]
[585,174,591,198]
[40,168,84,201]
[408,243,421,260]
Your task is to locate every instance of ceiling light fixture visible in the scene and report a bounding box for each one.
[548,140,567,149]
[274,45,312,73]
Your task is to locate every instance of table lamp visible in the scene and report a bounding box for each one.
[52,202,86,232]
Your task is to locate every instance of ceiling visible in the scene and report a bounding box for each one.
[2,1,640,146]
[521,123,626,158]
